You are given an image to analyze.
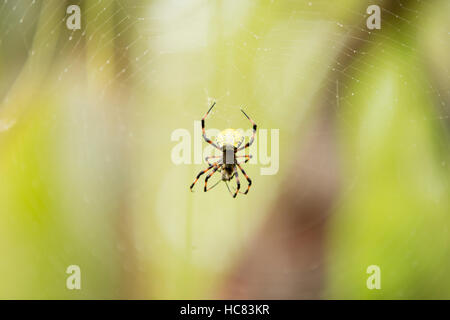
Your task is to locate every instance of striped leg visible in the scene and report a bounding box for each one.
[205,155,221,166]
[237,163,252,194]
[236,154,252,164]
[204,166,220,192]
[237,109,257,152]
[190,164,214,191]
[202,102,220,150]
[232,169,241,198]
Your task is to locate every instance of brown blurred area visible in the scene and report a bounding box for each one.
[220,109,339,299]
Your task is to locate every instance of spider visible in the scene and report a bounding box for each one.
[189,102,257,198]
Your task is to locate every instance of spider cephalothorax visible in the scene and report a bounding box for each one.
[190,102,257,198]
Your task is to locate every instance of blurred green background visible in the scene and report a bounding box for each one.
[0,0,448,299]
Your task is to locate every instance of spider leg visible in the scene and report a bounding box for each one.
[236,135,245,149]
[237,109,257,152]
[232,168,241,198]
[237,163,252,194]
[190,164,215,191]
[202,102,221,150]
[204,165,220,192]
[236,154,252,164]
[205,155,221,166]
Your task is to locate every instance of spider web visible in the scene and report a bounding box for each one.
[0,0,448,299]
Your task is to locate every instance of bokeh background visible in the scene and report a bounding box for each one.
[0,0,449,299]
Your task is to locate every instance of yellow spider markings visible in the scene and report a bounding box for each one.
[215,128,244,148]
